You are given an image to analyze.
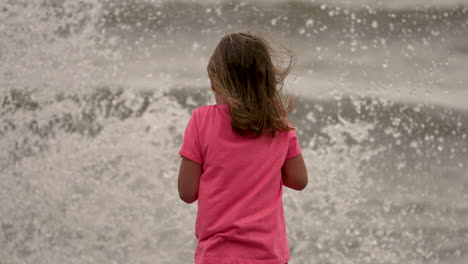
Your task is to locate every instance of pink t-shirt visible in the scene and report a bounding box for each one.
[178,104,302,264]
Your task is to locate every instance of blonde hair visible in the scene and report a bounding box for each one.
[207,32,296,138]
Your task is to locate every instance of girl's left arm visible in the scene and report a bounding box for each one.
[178,157,202,204]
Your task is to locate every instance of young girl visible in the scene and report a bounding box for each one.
[178,32,308,264]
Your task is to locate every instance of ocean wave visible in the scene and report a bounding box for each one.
[99,0,468,40]
[1,85,466,169]
[3,85,466,143]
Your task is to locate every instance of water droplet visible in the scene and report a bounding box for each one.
[397,162,406,170]
[271,18,278,26]
[306,112,315,122]
[305,18,314,27]
[383,201,392,213]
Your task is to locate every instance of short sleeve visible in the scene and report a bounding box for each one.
[178,109,203,164]
[286,128,302,160]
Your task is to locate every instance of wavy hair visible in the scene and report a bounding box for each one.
[207,32,296,138]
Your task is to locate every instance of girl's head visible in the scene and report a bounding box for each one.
[207,32,296,138]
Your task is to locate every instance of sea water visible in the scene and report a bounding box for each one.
[0,0,467,263]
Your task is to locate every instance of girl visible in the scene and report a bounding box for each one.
[178,32,308,264]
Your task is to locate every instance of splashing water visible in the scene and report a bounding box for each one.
[0,0,129,100]
[1,1,467,264]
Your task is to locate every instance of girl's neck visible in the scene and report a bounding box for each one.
[215,92,227,105]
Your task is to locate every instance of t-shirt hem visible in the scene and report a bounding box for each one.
[286,151,302,160]
[194,256,289,264]
[179,150,203,164]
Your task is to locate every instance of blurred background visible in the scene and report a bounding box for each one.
[0,0,467,263]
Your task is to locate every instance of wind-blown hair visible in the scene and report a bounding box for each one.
[207,32,296,138]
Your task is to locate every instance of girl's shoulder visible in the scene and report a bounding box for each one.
[193,104,229,114]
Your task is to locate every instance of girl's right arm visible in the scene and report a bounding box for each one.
[281,154,308,191]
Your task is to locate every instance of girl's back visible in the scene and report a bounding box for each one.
[178,32,308,264]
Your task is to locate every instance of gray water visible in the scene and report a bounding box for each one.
[0,0,467,263]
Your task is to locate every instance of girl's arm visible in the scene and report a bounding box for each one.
[178,157,202,204]
[281,154,308,191]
